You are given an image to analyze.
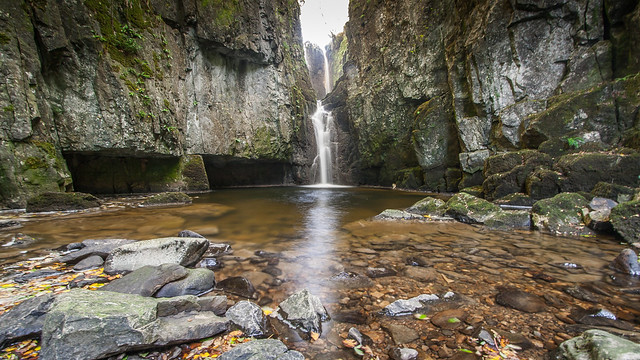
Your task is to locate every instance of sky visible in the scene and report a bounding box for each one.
[300,0,350,48]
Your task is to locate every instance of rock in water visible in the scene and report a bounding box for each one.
[610,200,640,244]
[551,329,640,360]
[178,230,206,238]
[73,255,104,271]
[382,293,452,316]
[405,197,446,216]
[141,192,192,206]
[26,192,101,213]
[496,287,546,313]
[610,249,640,276]
[104,237,209,274]
[531,193,593,236]
[155,268,216,297]
[0,293,56,347]
[271,289,329,339]
[390,347,419,360]
[58,238,136,264]
[444,192,502,224]
[217,277,256,298]
[226,301,270,338]
[99,264,189,296]
[217,339,304,360]
[39,289,228,360]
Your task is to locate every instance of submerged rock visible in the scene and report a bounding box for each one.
[531,193,593,236]
[217,276,256,298]
[495,287,546,313]
[610,249,640,276]
[550,329,640,360]
[374,209,425,221]
[226,301,270,338]
[99,264,189,297]
[383,323,419,345]
[39,289,229,360]
[383,293,454,316]
[155,268,216,298]
[104,237,209,274]
[271,289,329,340]
[217,339,304,360]
[26,192,101,213]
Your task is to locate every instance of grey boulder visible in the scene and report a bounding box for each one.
[58,238,136,264]
[155,268,216,297]
[551,329,640,359]
[39,289,229,360]
[104,237,209,274]
[0,293,56,347]
[218,339,304,360]
[99,264,188,296]
[271,289,329,340]
[610,249,640,276]
[226,300,270,337]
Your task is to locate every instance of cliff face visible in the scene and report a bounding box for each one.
[304,42,327,99]
[0,0,315,208]
[329,0,640,190]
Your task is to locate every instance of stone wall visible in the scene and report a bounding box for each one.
[329,0,640,190]
[0,0,315,208]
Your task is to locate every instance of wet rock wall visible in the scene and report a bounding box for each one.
[0,0,315,207]
[328,0,640,190]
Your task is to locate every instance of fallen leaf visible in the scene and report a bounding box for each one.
[343,339,358,348]
[310,332,320,341]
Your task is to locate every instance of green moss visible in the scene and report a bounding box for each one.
[181,155,209,191]
[0,32,10,45]
[3,104,14,112]
[24,156,48,169]
[201,0,241,28]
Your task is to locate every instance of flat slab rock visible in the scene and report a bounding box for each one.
[552,329,640,360]
[496,287,546,313]
[99,264,189,297]
[104,237,209,274]
[217,339,304,360]
[39,289,228,360]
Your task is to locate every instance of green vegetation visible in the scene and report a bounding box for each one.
[0,32,10,45]
[3,104,14,112]
[201,0,241,28]
[565,136,585,149]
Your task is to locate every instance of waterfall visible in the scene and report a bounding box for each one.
[323,49,332,96]
[311,101,335,185]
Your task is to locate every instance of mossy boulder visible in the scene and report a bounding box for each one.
[141,192,192,206]
[460,186,483,197]
[482,150,553,201]
[484,210,531,231]
[444,193,502,224]
[610,200,640,244]
[26,192,101,213]
[591,182,636,203]
[494,193,535,207]
[551,329,640,360]
[531,193,592,236]
[554,152,640,193]
[181,155,210,191]
[405,197,446,216]
[525,168,563,200]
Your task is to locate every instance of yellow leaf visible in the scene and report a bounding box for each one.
[342,339,358,348]
[310,332,320,341]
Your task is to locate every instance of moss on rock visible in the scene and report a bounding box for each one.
[406,197,446,216]
[26,192,101,213]
[445,192,501,224]
[141,192,192,206]
[531,193,592,236]
[610,200,640,244]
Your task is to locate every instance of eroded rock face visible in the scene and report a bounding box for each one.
[0,0,315,208]
[325,0,640,191]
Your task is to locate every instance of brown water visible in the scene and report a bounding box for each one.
[1,186,639,359]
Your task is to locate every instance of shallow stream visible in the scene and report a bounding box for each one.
[1,187,639,359]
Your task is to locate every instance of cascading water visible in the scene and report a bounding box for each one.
[311,101,335,185]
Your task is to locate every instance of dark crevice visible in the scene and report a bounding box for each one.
[201,155,293,188]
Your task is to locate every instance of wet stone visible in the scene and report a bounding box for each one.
[430,308,468,330]
[206,243,233,257]
[610,249,640,276]
[406,256,431,267]
[226,300,270,337]
[348,327,373,346]
[383,323,419,345]
[383,293,449,316]
[217,276,256,298]
[404,266,439,282]
[329,272,374,289]
[366,267,397,278]
[99,264,188,297]
[564,286,598,303]
[196,257,223,270]
[390,347,419,360]
[14,269,64,284]
[217,339,304,360]
[155,268,216,298]
[495,287,546,313]
[177,230,206,238]
[73,255,104,271]
[262,266,283,277]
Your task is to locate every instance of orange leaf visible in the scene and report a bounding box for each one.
[342,339,358,348]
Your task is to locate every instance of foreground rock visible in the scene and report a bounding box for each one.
[610,200,640,244]
[551,329,640,360]
[271,289,329,340]
[531,193,592,236]
[226,301,270,337]
[155,268,216,297]
[26,192,101,213]
[218,339,304,360]
[405,197,446,216]
[99,264,189,296]
[104,237,209,274]
[610,249,640,276]
[59,238,136,264]
[141,192,192,206]
[33,289,228,360]
[0,294,56,347]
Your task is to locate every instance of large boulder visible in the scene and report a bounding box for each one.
[217,339,304,360]
[155,268,216,298]
[26,192,101,213]
[554,152,640,193]
[531,193,592,236]
[99,264,189,296]
[405,197,446,216]
[104,237,209,274]
[591,182,636,203]
[445,192,502,224]
[271,289,329,340]
[484,210,531,231]
[550,329,640,360]
[39,290,229,360]
[610,200,640,243]
[482,150,553,201]
[610,249,640,276]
